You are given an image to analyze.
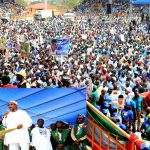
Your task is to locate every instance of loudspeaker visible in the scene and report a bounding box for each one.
[107,4,111,14]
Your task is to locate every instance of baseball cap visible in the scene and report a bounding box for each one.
[112,112,119,119]
[103,101,110,108]
[102,109,109,114]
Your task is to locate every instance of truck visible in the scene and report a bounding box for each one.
[34,10,53,21]
[63,13,75,21]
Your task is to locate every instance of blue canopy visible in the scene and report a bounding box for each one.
[131,0,150,5]
[0,88,86,127]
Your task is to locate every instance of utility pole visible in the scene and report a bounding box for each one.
[45,0,47,9]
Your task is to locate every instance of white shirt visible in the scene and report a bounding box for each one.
[2,110,32,145]
[31,127,52,150]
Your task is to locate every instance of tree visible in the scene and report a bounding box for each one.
[15,0,28,7]
[47,0,83,9]
[64,0,83,9]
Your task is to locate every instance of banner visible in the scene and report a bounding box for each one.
[20,41,30,54]
[51,39,70,56]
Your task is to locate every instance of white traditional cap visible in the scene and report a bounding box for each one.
[9,101,18,105]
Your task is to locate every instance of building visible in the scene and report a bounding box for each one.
[26,3,60,16]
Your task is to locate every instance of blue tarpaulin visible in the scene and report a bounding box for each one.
[131,0,150,5]
[0,88,86,127]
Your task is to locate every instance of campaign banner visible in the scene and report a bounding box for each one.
[51,39,70,56]
[20,42,30,54]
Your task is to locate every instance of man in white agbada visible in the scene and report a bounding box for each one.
[2,101,32,150]
[31,118,53,150]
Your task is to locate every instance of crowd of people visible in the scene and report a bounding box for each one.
[0,7,149,88]
[0,1,24,17]
[0,101,87,150]
[75,0,150,147]
[75,0,149,15]
[0,0,150,149]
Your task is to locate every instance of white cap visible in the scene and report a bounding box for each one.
[9,101,18,105]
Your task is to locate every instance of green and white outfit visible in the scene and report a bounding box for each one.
[71,123,87,150]
[51,129,69,150]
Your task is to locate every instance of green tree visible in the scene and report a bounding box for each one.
[15,0,28,7]
[64,0,83,9]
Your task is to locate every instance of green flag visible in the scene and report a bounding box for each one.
[87,106,129,141]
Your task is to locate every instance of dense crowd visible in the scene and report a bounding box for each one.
[0,0,150,148]
[75,0,150,15]
[0,12,149,88]
[0,1,24,16]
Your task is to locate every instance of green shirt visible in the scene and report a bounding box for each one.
[90,91,99,106]
[71,124,87,150]
[131,96,143,111]
[51,129,69,150]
